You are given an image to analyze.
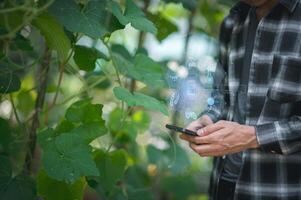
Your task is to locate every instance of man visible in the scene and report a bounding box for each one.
[180,0,301,200]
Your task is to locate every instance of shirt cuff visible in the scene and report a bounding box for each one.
[255,123,282,154]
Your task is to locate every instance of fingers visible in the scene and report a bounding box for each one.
[179,133,214,144]
[189,143,222,156]
[200,115,214,126]
[185,120,203,132]
[197,122,224,136]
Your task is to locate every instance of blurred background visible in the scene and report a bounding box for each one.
[0,0,236,200]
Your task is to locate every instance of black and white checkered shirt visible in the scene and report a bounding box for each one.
[205,1,301,199]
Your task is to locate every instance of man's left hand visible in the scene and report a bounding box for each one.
[180,120,259,157]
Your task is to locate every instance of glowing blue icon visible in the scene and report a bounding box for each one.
[207,97,215,106]
[185,111,198,120]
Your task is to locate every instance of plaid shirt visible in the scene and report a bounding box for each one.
[205,1,301,199]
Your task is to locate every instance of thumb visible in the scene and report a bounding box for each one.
[200,115,214,126]
[196,123,222,136]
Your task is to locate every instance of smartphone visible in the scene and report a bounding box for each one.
[165,124,198,136]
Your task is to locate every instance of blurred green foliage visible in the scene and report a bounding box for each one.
[0,0,234,199]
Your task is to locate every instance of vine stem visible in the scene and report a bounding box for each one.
[23,47,51,175]
[49,48,75,109]
[103,41,123,87]
[0,0,55,39]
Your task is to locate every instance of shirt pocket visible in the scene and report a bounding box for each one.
[258,56,301,123]
[267,55,301,103]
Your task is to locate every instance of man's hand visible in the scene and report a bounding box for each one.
[180,120,259,157]
[184,115,214,133]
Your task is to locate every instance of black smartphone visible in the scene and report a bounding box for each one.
[165,124,198,136]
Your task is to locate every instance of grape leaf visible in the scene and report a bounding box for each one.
[32,12,71,62]
[70,122,107,144]
[109,0,157,34]
[94,150,127,191]
[65,99,104,123]
[133,54,166,87]
[37,170,85,200]
[0,156,36,200]
[147,13,178,42]
[41,133,99,183]
[74,45,108,71]
[0,71,21,94]
[112,52,166,88]
[113,87,168,116]
[49,0,107,38]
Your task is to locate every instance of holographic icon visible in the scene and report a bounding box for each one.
[185,111,198,120]
[207,97,215,106]
[169,92,180,107]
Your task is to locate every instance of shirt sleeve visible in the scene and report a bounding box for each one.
[255,115,301,155]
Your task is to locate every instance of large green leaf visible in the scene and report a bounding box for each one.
[74,45,108,71]
[70,122,107,144]
[40,133,99,183]
[65,99,104,123]
[49,0,107,38]
[109,0,157,34]
[0,175,36,200]
[0,71,21,94]
[108,108,138,140]
[112,52,166,88]
[133,54,166,87]
[37,170,85,200]
[32,12,71,62]
[148,13,178,42]
[113,87,168,116]
[0,156,36,200]
[94,150,127,191]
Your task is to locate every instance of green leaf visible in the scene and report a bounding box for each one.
[37,170,85,200]
[165,144,190,174]
[37,128,56,149]
[32,12,71,62]
[133,54,166,88]
[111,44,133,62]
[161,175,198,200]
[0,118,13,154]
[10,34,33,52]
[109,0,157,34]
[0,155,11,178]
[163,0,197,11]
[74,45,108,71]
[49,0,107,38]
[41,133,99,183]
[70,122,107,144]
[131,110,150,131]
[113,87,168,116]
[0,72,21,94]
[54,120,75,134]
[0,156,36,200]
[94,150,127,191]
[147,13,178,42]
[112,52,166,88]
[0,175,36,200]
[65,99,104,123]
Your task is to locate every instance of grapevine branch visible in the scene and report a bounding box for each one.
[23,47,51,175]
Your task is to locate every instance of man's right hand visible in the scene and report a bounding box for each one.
[184,115,214,136]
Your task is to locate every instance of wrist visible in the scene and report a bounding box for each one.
[242,125,259,149]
